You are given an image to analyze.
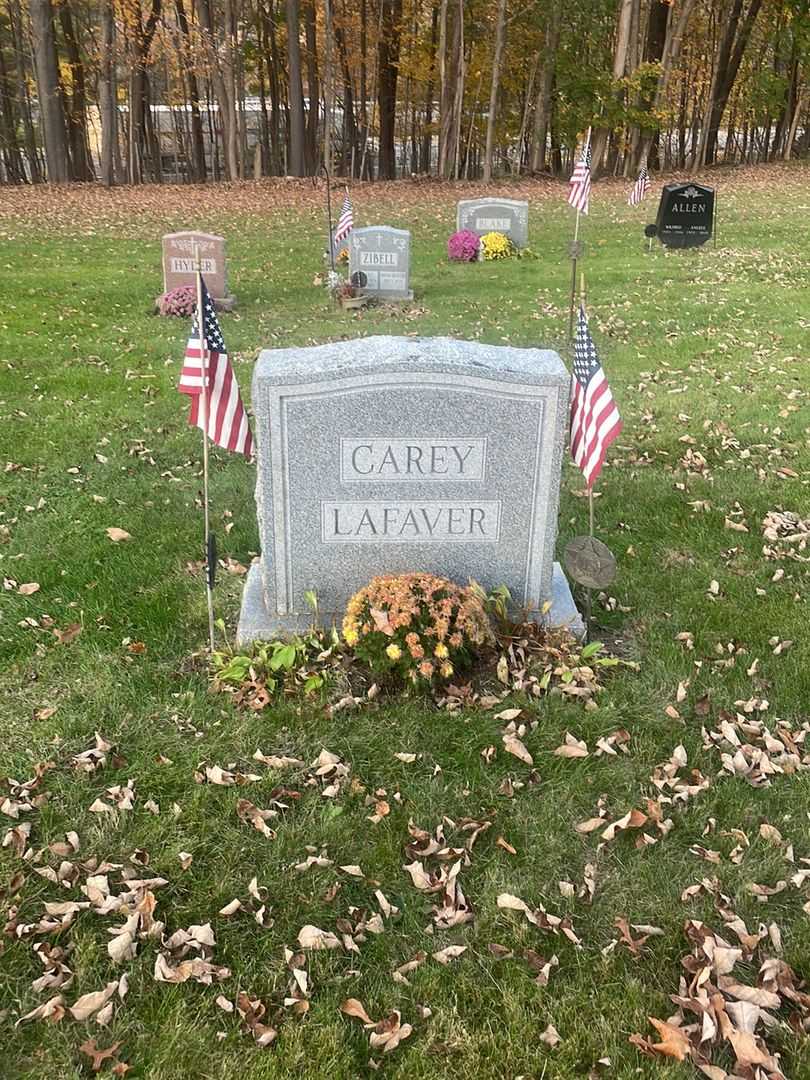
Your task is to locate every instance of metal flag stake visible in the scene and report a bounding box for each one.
[193,242,216,653]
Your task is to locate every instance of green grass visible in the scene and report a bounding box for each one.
[1,168,809,1079]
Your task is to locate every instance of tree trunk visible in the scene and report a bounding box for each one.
[8,0,43,181]
[303,0,319,172]
[175,0,206,181]
[701,0,763,166]
[0,39,26,182]
[481,0,507,183]
[438,0,462,178]
[196,0,238,179]
[377,0,403,179]
[286,0,306,174]
[638,0,698,170]
[58,1,94,180]
[783,86,806,161]
[99,0,117,185]
[591,0,634,177]
[530,4,560,172]
[359,0,368,171]
[333,11,359,175]
[323,0,334,174]
[261,0,283,173]
[29,0,70,182]
[421,2,438,173]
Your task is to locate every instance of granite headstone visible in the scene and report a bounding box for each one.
[237,336,584,643]
[161,231,235,309]
[456,197,529,248]
[349,226,412,300]
[654,183,715,248]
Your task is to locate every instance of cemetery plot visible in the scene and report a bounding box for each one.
[456,198,529,248]
[238,335,582,641]
[161,231,235,308]
[653,183,715,248]
[349,226,412,300]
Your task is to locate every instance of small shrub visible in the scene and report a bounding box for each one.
[447,229,481,262]
[480,231,513,261]
[342,572,493,685]
[158,284,197,317]
[211,630,339,707]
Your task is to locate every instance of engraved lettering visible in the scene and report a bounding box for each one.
[451,445,475,472]
[406,445,424,474]
[322,501,501,542]
[469,507,486,534]
[430,445,447,473]
[378,445,400,474]
[340,438,486,482]
[351,444,373,474]
[447,508,464,535]
[332,508,352,536]
[356,509,377,535]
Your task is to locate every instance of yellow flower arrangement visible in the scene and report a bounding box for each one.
[480,231,513,261]
[341,572,492,684]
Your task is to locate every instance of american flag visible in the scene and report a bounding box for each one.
[568,137,592,215]
[334,189,353,243]
[627,163,651,206]
[178,277,253,458]
[570,306,622,488]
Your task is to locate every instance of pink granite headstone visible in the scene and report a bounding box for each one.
[161,231,234,309]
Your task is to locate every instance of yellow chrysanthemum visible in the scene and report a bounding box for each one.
[440,662,454,678]
[386,643,402,660]
[434,643,449,659]
[481,231,512,260]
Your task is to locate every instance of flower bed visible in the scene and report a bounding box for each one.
[343,572,492,684]
[447,229,481,262]
[158,284,196,317]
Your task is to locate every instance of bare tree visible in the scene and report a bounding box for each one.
[29,0,70,181]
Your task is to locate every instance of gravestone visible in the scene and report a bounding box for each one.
[349,227,412,300]
[237,336,584,644]
[654,183,715,248]
[161,231,235,309]
[456,198,529,248]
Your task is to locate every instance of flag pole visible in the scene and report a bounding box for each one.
[568,126,591,341]
[579,270,595,540]
[580,270,594,638]
[321,164,335,272]
[193,243,216,653]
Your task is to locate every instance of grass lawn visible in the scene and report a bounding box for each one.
[1,166,809,1080]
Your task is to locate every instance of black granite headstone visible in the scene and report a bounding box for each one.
[655,183,715,248]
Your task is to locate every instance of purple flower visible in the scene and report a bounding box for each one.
[447,229,480,262]
[158,284,197,317]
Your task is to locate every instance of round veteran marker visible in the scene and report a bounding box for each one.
[563,536,617,590]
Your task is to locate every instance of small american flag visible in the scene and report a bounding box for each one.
[568,137,592,215]
[178,277,253,458]
[334,189,353,244]
[627,163,651,206]
[570,306,622,488]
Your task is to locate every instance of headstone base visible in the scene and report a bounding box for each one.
[236,560,585,646]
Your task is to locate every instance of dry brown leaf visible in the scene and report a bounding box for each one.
[297,924,340,950]
[432,944,467,965]
[340,998,375,1025]
[105,527,131,542]
[647,1016,691,1061]
[502,732,533,765]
